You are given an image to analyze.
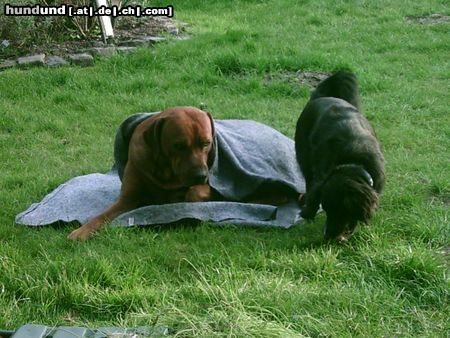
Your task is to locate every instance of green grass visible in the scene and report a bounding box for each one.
[1,0,449,336]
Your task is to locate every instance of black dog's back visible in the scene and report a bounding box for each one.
[295,71,365,169]
[295,71,371,176]
[310,71,360,110]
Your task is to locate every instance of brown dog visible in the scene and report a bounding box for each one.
[68,106,217,240]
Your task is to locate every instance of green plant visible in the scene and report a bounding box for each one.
[0,0,99,57]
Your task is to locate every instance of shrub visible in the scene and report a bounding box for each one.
[0,0,100,57]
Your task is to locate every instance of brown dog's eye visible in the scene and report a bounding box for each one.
[201,141,211,148]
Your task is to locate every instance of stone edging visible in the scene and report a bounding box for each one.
[0,35,190,71]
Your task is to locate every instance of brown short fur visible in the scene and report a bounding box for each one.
[68,106,217,240]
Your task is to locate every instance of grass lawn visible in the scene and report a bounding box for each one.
[0,0,448,336]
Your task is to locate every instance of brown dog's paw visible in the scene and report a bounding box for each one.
[185,184,213,202]
[67,226,93,241]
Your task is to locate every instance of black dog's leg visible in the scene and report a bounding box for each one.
[324,216,342,240]
[347,220,358,235]
[298,172,312,207]
[298,157,313,207]
[300,183,321,219]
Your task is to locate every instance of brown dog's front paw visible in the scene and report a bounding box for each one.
[67,226,93,241]
[185,184,212,202]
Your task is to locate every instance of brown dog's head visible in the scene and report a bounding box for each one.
[321,165,379,241]
[144,106,216,187]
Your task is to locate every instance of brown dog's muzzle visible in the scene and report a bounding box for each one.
[189,168,208,185]
[172,149,211,187]
[181,155,210,186]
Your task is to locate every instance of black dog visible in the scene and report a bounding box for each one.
[295,71,385,240]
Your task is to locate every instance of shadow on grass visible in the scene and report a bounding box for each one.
[31,212,355,255]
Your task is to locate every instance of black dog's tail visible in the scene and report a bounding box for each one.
[310,71,361,110]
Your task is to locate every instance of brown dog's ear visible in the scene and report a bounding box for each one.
[206,111,216,168]
[143,117,166,162]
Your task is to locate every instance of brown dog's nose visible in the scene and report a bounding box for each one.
[192,170,208,185]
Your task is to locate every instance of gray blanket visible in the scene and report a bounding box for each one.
[16,113,305,229]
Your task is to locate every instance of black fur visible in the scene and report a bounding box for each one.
[295,71,385,240]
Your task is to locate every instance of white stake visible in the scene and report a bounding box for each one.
[96,0,114,43]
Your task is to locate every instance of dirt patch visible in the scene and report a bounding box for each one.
[428,185,450,207]
[264,70,330,87]
[114,15,183,40]
[429,194,450,207]
[405,14,450,25]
